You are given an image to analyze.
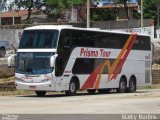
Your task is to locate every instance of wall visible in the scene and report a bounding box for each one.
[0,28,23,48]
[0,19,155,49]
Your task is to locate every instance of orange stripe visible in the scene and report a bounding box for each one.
[81,33,136,90]
[94,60,111,89]
[108,34,134,80]
[93,34,135,89]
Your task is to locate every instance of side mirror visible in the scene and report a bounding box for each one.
[50,54,58,67]
[8,54,16,68]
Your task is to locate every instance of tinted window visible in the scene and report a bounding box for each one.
[19,30,59,49]
[133,36,151,50]
[59,29,151,51]
[72,58,115,74]
[58,29,129,49]
[16,52,54,74]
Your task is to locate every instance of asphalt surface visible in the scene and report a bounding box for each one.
[0,89,160,114]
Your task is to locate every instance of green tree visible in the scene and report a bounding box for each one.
[143,0,160,28]
[46,0,86,21]
[143,0,159,19]
[91,9,117,21]
[15,0,46,21]
[0,0,7,11]
[67,0,86,22]
[45,0,67,21]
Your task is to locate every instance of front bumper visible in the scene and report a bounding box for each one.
[15,81,54,91]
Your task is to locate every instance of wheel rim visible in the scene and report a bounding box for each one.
[120,81,125,89]
[70,82,76,93]
[130,81,135,91]
[120,81,126,92]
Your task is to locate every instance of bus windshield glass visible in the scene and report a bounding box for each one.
[19,30,59,49]
[16,52,54,74]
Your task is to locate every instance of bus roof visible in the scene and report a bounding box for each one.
[24,25,150,37]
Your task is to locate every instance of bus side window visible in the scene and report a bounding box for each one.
[64,36,71,48]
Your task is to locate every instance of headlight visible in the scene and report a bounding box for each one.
[16,78,24,82]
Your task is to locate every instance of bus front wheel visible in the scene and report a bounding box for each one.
[65,80,77,96]
[35,91,46,97]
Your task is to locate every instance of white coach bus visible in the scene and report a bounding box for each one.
[8,25,152,96]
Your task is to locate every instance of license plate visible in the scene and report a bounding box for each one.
[29,86,36,90]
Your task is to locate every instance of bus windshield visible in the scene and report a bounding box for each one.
[19,30,59,49]
[16,52,54,74]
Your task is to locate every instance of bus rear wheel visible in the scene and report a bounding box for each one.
[118,77,127,93]
[128,78,136,92]
[35,91,46,97]
[65,80,77,96]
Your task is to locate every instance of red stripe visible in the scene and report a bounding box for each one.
[110,34,137,80]
[81,64,102,90]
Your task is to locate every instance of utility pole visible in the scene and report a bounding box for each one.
[0,9,1,26]
[157,4,160,38]
[158,4,160,30]
[140,0,143,33]
[12,1,15,25]
[87,0,90,28]
[0,1,2,26]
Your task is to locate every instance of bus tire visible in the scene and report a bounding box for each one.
[128,77,136,93]
[118,77,127,93]
[0,47,6,57]
[35,91,46,97]
[87,89,96,94]
[65,80,77,96]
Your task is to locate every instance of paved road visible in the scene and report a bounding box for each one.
[0,89,160,114]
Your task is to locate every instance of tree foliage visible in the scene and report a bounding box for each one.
[44,0,66,20]
[13,0,160,23]
[15,0,46,20]
[67,0,86,7]
[0,0,7,11]
[143,0,160,28]
[91,9,117,21]
[14,0,86,21]
[143,0,160,19]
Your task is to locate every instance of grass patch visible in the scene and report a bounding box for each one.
[0,68,15,79]
[0,90,34,96]
[140,84,160,89]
